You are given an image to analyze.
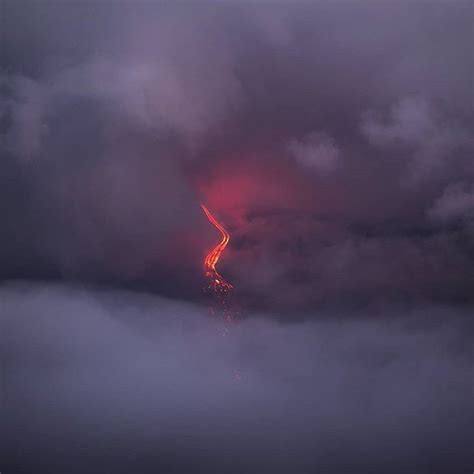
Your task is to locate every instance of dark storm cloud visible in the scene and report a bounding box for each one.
[1,1,473,308]
[2,283,473,473]
[1,1,473,309]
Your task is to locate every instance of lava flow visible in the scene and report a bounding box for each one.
[201,204,233,293]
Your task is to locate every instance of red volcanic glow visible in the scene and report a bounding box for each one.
[201,204,233,292]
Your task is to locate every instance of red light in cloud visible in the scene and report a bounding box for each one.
[196,152,318,224]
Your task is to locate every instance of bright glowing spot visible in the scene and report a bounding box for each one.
[201,204,233,291]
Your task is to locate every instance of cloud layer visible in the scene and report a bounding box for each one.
[2,283,473,473]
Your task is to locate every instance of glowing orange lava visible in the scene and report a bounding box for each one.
[201,204,233,292]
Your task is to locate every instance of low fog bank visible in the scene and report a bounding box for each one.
[1,283,473,473]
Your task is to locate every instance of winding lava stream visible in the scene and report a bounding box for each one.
[201,204,233,292]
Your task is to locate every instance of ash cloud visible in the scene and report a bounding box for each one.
[1,1,474,309]
[1,1,473,310]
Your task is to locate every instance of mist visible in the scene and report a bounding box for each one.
[2,283,473,473]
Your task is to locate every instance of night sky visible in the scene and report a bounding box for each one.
[1,1,473,473]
